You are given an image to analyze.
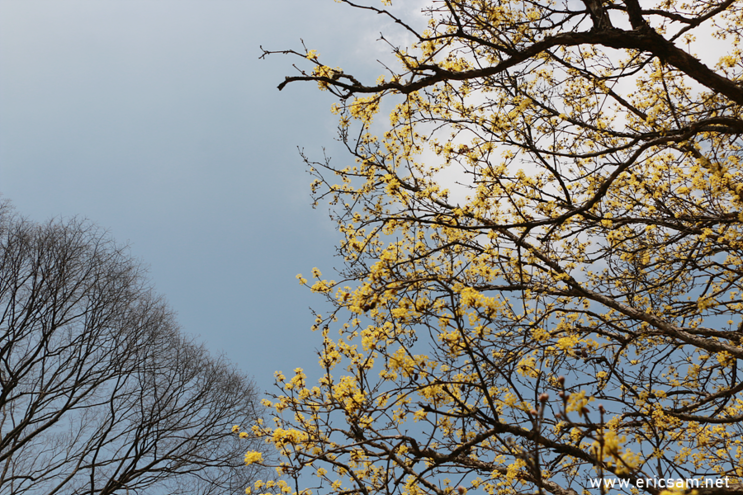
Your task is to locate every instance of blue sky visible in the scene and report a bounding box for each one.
[0,0,424,393]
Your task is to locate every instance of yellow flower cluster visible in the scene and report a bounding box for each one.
[566,390,594,414]
[311,65,343,90]
[244,451,263,465]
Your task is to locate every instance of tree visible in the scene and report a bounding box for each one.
[0,202,267,495]
[247,0,743,494]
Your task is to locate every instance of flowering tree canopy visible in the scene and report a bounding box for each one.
[246,0,743,494]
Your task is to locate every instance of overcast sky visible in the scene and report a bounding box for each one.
[0,0,426,393]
